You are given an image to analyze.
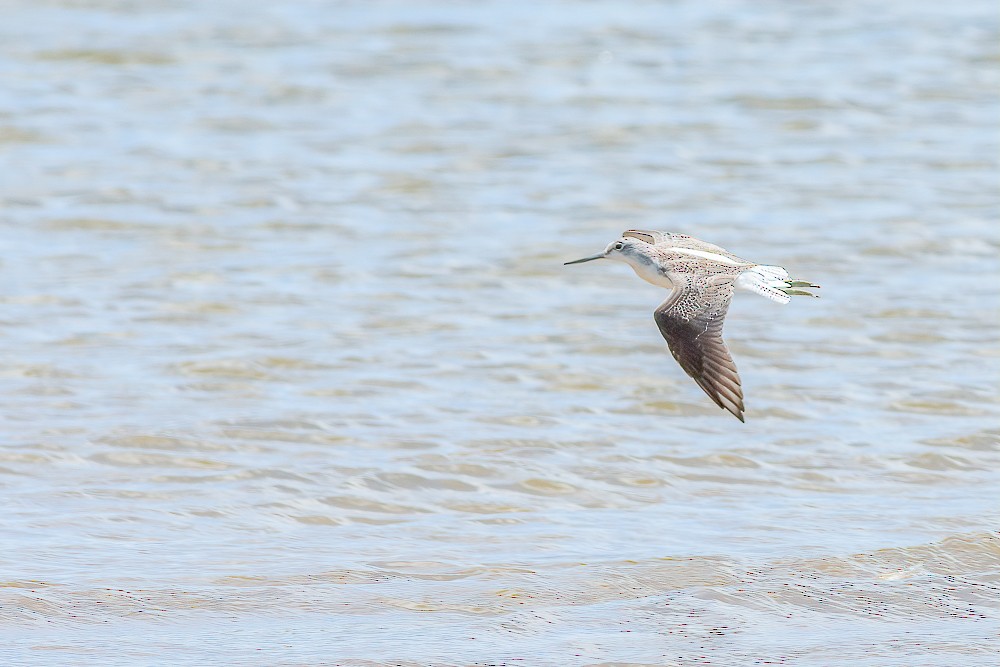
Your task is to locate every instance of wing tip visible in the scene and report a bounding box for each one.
[719,396,746,422]
[692,376,746,422]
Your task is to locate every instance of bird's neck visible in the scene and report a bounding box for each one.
[625,256,674,289]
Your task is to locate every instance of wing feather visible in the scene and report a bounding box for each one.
[653,276,745,422]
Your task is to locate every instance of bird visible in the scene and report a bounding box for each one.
[564,230,818,422]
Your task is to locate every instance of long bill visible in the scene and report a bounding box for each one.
[563,252,606,265]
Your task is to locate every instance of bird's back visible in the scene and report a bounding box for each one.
[623,230,752,267]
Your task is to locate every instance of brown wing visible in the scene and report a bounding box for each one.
[653,277,745,422]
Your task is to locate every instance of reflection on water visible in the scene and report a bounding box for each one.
[1,0,998,664]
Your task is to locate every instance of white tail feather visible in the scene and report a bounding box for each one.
[753,264,789,280]
[735,265,792,304]
[735,264,820,302]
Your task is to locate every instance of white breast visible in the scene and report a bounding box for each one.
[627,258,674,289]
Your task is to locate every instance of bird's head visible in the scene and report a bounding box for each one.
[563,235,650,267]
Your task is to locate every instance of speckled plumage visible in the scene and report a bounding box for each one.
[565,229,819,422]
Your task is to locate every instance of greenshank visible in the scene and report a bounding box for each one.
[565,230,818,422]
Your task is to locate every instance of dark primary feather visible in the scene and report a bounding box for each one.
[653,278,745,422]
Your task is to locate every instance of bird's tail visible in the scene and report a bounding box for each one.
[736,265,820,304]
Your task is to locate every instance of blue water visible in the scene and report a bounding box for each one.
[1,0,998,665]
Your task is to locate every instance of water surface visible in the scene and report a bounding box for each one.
[1,0,998,665]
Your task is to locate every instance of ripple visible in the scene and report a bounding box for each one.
[889,400,985,416]
[511,478,579,496]
[318,496,429,515]
[365,472,478,492]
[904,453,983,471]
[88,452,232,470]
[922,429,1000,452]
[170,360,279,381]
[97,434,237,453]
[35,49,174,65]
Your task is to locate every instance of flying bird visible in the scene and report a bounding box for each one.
[565,230,818,421]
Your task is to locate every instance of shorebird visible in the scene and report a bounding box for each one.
[565,230,818,422]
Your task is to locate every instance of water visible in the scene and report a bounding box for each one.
[1,0,998,664]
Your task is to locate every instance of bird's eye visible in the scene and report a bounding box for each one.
[614,242,624,250]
